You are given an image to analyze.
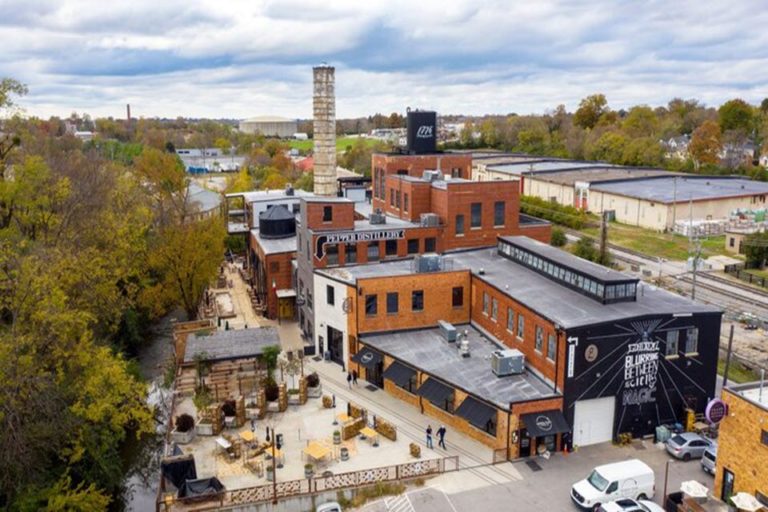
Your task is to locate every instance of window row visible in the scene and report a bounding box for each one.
[388,188,410,213]
[457,201,506,234]
[482,293,557,363]
[363,286,464,316]
[323,237,437,265]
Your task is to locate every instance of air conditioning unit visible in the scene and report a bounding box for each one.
[491,349,525,376]
[438,320,456,342]
[414,254,441,273]
[422,170,441,182]
[369,208,387,225]
[420,213,440,227]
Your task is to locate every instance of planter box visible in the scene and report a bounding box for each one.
[307,385,322,398]
[196,421,214,436]
[288,395,301,406]
[246,408,260,419]
[171,427,196,445]
[266,401,280,413]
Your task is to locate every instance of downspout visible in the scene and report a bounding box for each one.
[506,406,512,461]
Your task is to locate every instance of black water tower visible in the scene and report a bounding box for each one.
[259,205,296,239]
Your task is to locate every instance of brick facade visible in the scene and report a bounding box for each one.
[714,388,768,502]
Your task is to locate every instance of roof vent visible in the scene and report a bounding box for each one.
[458,337,470,358]
[478,268,486,275]
[285,184,294,196]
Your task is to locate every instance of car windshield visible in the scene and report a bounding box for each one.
[703,450,715,461]
[670,435,686,446]
[587,470,609,491]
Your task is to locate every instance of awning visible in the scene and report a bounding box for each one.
[276,289,296,299]
[521,410,571,438]
[383,361,416,387]
[417,378,453,406]
[455,396,496,430]
[351,347,382,368]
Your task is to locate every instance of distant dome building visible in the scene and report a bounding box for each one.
[239,116,298,138]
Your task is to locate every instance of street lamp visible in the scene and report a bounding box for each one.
[663,459,675,502]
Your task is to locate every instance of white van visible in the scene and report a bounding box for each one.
[571,459,655,510]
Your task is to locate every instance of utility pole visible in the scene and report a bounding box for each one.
[688,196,701,301]
[599,210,609,265]
[671,176,677,229]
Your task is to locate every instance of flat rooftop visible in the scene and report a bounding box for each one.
[726,381,768,410]
[225,189,313,203]
[361,324,557,409]
[183,327,280,364]
[251,229,296,255]
[591,176,768,203]
[526,167,677,186]
[318,245,719,329]
[486,161,615,175]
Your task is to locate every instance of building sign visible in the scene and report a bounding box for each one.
[315,229,405,260]
[622,340,659,406]
[585,344,599,363]
[567,336,578,378]
[536,415,553,433]
[705,399,727,424]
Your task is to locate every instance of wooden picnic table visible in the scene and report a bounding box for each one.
[239,430,256,443]
[303,441,332,464]
[359,427,379,446]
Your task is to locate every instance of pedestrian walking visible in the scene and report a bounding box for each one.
[437,425,447,449]
[352,369,359,386]
[426,425,433,449]
[250,418,256,432]
[346,372,353,389]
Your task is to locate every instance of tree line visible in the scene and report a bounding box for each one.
[0,79,224,509]
[448,95,768,180]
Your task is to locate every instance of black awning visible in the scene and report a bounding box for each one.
[351,347,382,368]
[416,378,453,406]
[521,410,571,438]
[383,361,416,387]
[455,396,496,430]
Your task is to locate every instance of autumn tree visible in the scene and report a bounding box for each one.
[688,120,722,169]
[718,98,755,134]
[574,94,609,129]
[0,78,27,168]
[622,105,659,138]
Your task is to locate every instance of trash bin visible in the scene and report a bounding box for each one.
[324,351,331,361]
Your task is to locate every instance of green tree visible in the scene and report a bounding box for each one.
[586,131,627,163]
[0,78,27,167]
[622,106,659,138]
[688,120,722,170]
[718,98,755,133]
[573,94,608,129]
[744,231,768,268]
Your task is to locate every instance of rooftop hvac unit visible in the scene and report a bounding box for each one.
[438,320,457,342]
[369,208,387,225]
[420,213,440,227]
[422,170,441,182]
[415,254,441,273]
[457,337,470,358]
[491,349,525,377]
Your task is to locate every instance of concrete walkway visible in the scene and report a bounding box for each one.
[304,357,525,492]
[219,262,276,330]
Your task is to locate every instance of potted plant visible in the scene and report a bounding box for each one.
[409,443,421,459]
[306,372,322,398]
[304,463,314,478]
[171,414,196,444]
[333,430,341,444]
[266,465,274,482]
[340,447,349,461]
[322,395,333,409]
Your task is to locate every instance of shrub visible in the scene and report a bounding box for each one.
[550,227,567,247]
[264,377,279,402]
[322,395,333,408]
[175,413,195,433]
[520,195,588,229]
[221,400,236,417]
[306,372,320,387]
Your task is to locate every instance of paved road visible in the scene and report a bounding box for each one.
[359,440,714,512]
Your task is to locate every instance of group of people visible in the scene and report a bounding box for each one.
[425,424,447,450]
[346,370,359,388]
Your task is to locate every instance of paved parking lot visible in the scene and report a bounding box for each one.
[359,440,714,512]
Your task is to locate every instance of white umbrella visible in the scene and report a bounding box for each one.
[730,492,764,512]
[680,480,709,499]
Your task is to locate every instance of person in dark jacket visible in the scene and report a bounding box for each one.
[425,425,433,449]
[352,369,359,386]
[437,425,447,449]
[346,372,352,389]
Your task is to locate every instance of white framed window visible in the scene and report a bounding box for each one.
[482,292,489,315]
[685,328,698,354]
[517,314,525,340]
[666,330,679,357]
[547,334,556,362]
[535,326,544,352]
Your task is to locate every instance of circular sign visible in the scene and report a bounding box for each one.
[535,415,553,432]
[360,352,374,364]
[585,344,599,363]
[705,398,728,424]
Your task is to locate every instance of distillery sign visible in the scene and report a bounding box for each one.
[622,340,660,406]
[315,229,405,260]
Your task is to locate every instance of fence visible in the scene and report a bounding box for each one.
[161,456,459,511]
[724,264,768,289]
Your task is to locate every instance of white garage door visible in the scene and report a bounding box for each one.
[573,397,615,447]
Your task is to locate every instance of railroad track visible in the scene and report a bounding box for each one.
[694,272,768,300]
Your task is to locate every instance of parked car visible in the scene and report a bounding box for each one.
[598,498,665,512]
[316,502,343,512]
[665,433,712,461]
[571,459,655,510]
[700,443,717,475]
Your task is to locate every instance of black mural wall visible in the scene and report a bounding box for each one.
[562,312,722,439]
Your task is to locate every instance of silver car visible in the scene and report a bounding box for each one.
[665,433,712,461]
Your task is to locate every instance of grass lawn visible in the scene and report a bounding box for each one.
[717,358,761,383]
[745,267,768,279]
[287,136,381,152]
[581,222,728,261]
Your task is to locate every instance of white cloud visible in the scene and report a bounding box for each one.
[1,0,767,119]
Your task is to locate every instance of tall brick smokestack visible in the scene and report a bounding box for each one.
[312,65,336,196]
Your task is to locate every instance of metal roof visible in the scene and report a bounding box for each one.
[183,327,280,364]
[251,229,297,255]
[591,176,768,204]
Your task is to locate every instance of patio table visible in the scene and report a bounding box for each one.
[359,427,379,446]
[303,441,332,464]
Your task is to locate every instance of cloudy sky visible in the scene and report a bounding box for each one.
[2,0,767,119]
